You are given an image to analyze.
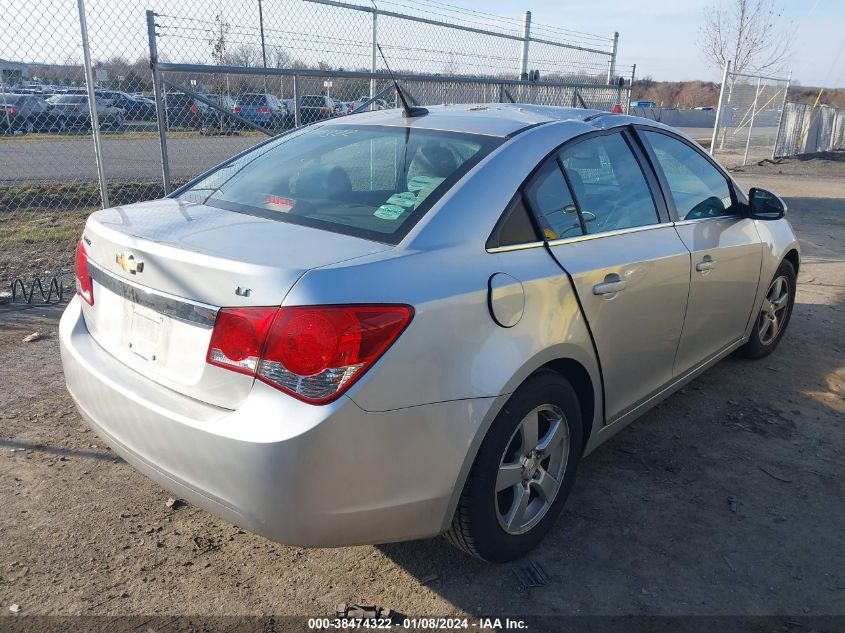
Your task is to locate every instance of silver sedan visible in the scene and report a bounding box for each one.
[60,104,799,562]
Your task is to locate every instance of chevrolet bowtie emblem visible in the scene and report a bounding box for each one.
[116,252,144,274]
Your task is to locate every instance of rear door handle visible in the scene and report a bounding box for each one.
[593,274,627,296]
[696,255,716,272]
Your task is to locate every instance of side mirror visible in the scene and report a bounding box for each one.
[748,188,786,220]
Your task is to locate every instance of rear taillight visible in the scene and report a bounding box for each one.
[190,104,199,114]
[206,305,413,404]
[74,240,94,305]
[256,107,271,113]
[7,107,17,115]
[206,308,277,375]
[232,105,242,113]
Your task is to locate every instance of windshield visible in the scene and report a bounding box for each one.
[177,124,501,244]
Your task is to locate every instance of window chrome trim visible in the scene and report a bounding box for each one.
[87,262,219,328]
[486,241,545,254]
[673,215,743,227]
[545,222,670,247]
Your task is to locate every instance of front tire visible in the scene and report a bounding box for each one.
[445,370,583,562]
[737,259,796,359]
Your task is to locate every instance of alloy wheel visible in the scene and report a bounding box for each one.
[758,275,790,345]
[495,404,570,535]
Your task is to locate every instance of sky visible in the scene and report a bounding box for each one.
[3,0,844,88]
[481,0,845,87]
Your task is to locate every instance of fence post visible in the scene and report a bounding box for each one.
[519,11,531,80]
[0,70,12,132]
[293,74,301,127]
[77,0,109,208]
[742,75,763,166]
[370,5,378,102]
[606,31,619,84]
[626,63,636,114]
[710,59,731,156]
[772,71,792,160]
[147,10,172,194]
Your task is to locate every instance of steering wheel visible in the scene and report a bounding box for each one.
[685,196,726,220]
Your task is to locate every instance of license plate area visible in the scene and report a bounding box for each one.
[128,306,163,362]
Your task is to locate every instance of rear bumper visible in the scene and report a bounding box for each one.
[60,297,493,546]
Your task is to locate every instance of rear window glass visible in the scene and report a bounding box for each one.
[177,124,501,244]
[0,94,23,104]
[49,95,86,104]
[237,94,267,106]
[301,96,327,107]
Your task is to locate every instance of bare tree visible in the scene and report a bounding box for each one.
[698,0,792,75]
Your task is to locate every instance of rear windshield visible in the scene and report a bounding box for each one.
[0,94,23,104]
[177,124,501,244]
[237,94,268,106]
[49,95,86,104]
[300,96,327,107]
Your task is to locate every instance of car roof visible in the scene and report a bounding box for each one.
[323,103,632,137]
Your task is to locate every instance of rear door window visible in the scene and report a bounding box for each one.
[559,132,659,234]
[523,159,582,240]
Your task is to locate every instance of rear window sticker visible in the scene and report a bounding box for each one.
[264,194,296,212]
[386,191,418,208]
[374,204,406,220]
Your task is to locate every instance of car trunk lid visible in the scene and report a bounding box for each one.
[79,197,390,409]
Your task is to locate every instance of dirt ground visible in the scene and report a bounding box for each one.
[1,154,844,619]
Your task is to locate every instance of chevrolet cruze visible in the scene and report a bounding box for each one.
[60,104,799,562]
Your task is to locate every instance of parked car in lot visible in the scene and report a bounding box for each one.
[351,97,388,112]
[61,104,799,562]
[0,93,66,133]
[232,93,290,130]
[199,94,238,135]
[299,94,335,123]
[96,90,157,121]
[162,92,208,129]
[45,94,125,129]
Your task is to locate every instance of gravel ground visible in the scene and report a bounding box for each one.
[0,157,843,619]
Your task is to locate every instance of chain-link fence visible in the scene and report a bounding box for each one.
[1,0,632,303]
[774,102,845,158]
[710,66,791,168]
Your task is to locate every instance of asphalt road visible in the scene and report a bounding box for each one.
[0,134,264,185]
[1,127,716,185]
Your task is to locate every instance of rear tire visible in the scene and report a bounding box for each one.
[445,370,582,562]
[736,259,796,359]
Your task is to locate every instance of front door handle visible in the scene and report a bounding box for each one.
[696,255,716,272]
[593,273,627,296]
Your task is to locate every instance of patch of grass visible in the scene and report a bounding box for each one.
[0,208,92,244]
[0,180,189,213]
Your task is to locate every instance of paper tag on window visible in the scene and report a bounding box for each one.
[374,204,405,220]
[407,175,439,192]
[385,191,417,208]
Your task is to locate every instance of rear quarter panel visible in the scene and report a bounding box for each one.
[283,118,603,426]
